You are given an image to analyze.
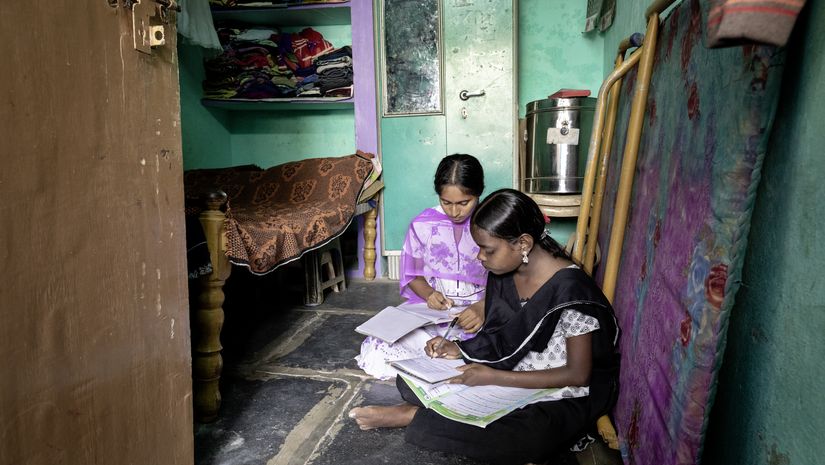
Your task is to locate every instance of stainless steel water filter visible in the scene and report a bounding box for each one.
[523,97,596,194]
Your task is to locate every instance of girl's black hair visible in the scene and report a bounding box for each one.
[433,154,485,197]
[471,188,569,258]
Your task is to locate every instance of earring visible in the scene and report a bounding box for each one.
[521,250,529,264]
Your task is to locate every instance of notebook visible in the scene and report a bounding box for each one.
[389,357,465,384]
[354,304,459,343]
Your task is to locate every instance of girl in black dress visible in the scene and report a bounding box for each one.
[350,189,620,465]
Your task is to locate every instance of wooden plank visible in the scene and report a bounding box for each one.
[0,2,192,464]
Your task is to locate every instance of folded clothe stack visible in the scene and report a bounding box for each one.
[209,0,289,7]
[204,27,294,99]
[203,25,352,100]
[311,46,354,98]
[276,28,334,74]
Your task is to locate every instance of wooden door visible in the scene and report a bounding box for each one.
[0,2,192,464]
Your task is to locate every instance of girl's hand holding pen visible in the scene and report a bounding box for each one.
[425,336,461,359]
[426,290,454,310]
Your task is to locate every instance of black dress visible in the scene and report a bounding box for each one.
[398,267,621,464]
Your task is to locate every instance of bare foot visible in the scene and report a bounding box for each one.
[348,403,419,430]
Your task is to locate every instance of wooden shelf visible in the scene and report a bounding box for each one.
[204,3,354,111]
[201,97,354,110]
[211,2,351,27]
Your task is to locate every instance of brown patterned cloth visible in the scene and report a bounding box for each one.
[184,153,374,274]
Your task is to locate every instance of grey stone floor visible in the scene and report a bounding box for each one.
[194,277,624,465]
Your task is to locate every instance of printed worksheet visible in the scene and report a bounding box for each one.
[400,375,562,427]
[437,385,543,417]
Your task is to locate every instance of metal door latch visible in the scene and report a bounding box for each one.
[122,0,178,55]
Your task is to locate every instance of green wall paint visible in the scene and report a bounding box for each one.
[178,42,231,169]
[703,3,825,465]
[548,217,576,249]
[229,110,355,167]
[518,0,604,117]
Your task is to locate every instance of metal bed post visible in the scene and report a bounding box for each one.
[572,48,643,267]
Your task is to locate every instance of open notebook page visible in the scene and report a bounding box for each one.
[354,306,432,343]
[390,357,465,384]
[396,303,465,323]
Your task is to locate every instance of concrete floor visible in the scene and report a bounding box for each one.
[194,276,624,465]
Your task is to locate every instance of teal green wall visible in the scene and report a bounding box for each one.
[703,3,825,465]
[601,1,825,463]
[178,25,355,170]
[179,42,231,169]
[518,0,604,118]
[229,110,354,166]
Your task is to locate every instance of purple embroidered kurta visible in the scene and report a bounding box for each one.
[356,207,487,380]
[399,207,487,305]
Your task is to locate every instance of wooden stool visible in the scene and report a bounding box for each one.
[303,238,347,306]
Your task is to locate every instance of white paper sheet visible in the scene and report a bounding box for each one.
[395,302,465,323]
[354,303,459,343]
[390,357,465,383]
[354,306,431,343]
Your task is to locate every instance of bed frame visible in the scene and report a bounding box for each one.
[190,181,383,423]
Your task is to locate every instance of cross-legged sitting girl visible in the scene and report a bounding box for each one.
[356,154,488,379]
[350,188,620,465]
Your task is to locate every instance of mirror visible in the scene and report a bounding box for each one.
[380,0,443,116]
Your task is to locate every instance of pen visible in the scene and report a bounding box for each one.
[434,317,459,356]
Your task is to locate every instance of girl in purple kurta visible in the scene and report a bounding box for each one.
[357,154,488,379]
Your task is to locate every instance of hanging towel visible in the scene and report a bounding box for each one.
[179,0,223,51]
[707,0,807,48]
